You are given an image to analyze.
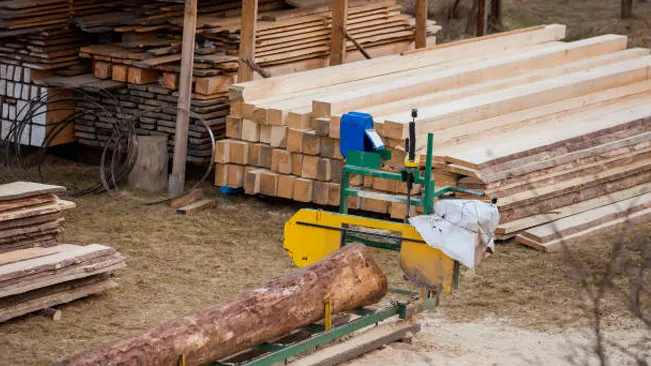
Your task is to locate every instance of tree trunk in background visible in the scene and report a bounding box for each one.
[54,244,388,366]
[621,0,634,18]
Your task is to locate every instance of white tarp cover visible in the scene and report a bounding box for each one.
[409,200,500,268]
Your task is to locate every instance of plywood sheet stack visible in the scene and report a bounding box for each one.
[218,24,651,250]
[0,182,76,253]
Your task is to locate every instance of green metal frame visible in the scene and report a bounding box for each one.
[339,133,484,216]
[211,292,438,366]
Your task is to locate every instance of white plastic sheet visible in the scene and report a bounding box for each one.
[409,200,500,268]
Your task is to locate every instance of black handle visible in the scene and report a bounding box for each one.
[409,109,417,162]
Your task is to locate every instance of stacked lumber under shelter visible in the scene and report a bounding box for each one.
[217,24,651,251]
[0,0,438,162]
[0,182,125,321]
[70,0,438,161]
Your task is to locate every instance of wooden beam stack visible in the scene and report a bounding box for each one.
[0,182,75,253]
[218,24,651,251]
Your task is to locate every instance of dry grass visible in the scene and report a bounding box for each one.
[402,0,651,47]
[0,159,648,365]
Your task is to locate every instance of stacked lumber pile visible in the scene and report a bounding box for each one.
[75,84,226,162]
[71,0,437,162]
[0,182,75,253]
[0,0,117,37]
[217,24,651,251]
[0,181,125,321]
[0,244,126,322]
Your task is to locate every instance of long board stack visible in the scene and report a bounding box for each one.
[218,24,651,251]
[0,182,76,253]
[70,0,437,162]
[0,244,126,322]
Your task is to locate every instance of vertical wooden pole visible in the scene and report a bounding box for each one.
[489,0,502,31]
[415,0,427,48]
[476,0,487,36]
[237,0,258,83]
[329,0,348,66]
[169,0,198,196]
[621,0,633,18]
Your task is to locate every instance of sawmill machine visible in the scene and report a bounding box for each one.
[208,110,485,366]
[284,108,487,288]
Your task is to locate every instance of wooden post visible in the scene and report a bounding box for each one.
[621,0,633,18]
[169,0,198,196]
[237,0,259,83]
[329,0,348,66]
[415,0,427,48]
[476,0,487,36]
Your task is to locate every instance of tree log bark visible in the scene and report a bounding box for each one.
[128,135,169,192]
[54,244,387,366]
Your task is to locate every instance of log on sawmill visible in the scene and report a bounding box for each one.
[54,243,387,366]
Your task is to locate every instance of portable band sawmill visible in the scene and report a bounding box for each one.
[211,109,489,366]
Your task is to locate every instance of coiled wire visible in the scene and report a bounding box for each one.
[0,85,214,202]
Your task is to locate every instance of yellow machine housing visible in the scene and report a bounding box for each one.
[283,209,458,294]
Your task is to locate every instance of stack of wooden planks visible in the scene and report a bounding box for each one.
[0,0,117,37]
[0,182,75,253]
[217,24,651,251]
[0,243,125,322]
[71,0,437,161]
[75,84,226,162]
[0,181,125,321]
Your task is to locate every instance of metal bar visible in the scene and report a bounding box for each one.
[343,188,423,205]
[295,221,427,244]
[346,234,401,250]
[234,307,400,366]
[339,169,350,214]
[343,165,403,180]
[343,29,372,59]
[423,133,434,214]
[434,186,486,197]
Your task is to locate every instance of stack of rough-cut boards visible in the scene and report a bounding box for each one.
[217,24,651,251]
[0,181,125,321]
[74,83,226,163]
[0,243,125,322]
[0,0,118,37]
[0,182,75,253]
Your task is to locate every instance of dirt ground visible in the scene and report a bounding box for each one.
[0,157,649,365]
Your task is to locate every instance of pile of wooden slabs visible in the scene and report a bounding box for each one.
[0,182,75,253]
[0,0,117,37]
[218,24,651,250]
[0,243,125,322]
[75,84,226,163]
